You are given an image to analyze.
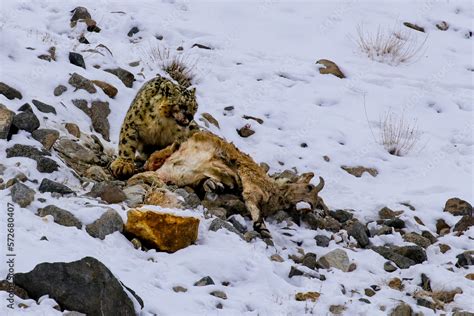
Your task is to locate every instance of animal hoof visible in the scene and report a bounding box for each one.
[110,158,135,179]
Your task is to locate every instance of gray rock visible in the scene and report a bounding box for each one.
[384,261,397,272]
[301,252,318,270]
[243,231,260,242]
[209,218,243,239]
[456,250,474,268]
[54,138,97,164]
[194,276,215,286]
[90,100,110,141]
[317,249,351,272]
[384,218,405,229]
[32,100,56,114]
[394,245,427,264]
[421,230,437,244]
[37,205,81,228]
[53,85,67,96]
[38,179,74,195]
[237,125,255,138]
[6,144,50,159]
[69,52,86,69]
[14,257,137,315]
[84,166,109,182]
[228,216,247,234]
[172,286,187,293]
[207,207,227,219]
[202,194,247,217]
[288,266,304,278]
[18,103,32,112]
[379,207,403,219]
[273,210,291,223]
[371,245,426,269]
[346,220,370,248]
[304,212,341,232]
[329,209,353,223]
[12,111,40,133]
[127,26,139,37]
[314,235,330,247]
[86,209,123,239]
[70,7,91,25]
[123,184,146,207]
[453,215,474,232]
[32,129,59,150]
[0,104,15,140]
[210,290,227,300]
[174,188,201,208]
[0,82,22,100]
[88,182,126,204]
[68,73,97,93]
[35,156,59,173]
[420,273,431,291]
[65,123,81,138]
[403,232,431,248]
[389,303,413,316]
[104,68,135,88]
[10,183,35,207]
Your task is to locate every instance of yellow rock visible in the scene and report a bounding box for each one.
[92,80,118,98]
[295,291,320,302]
[145,188,183,209]
[124,209,199,253]
[316,59,345,79]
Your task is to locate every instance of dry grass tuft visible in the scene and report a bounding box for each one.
[355,24,427,65]
[144,45,195,88]
[379,110,421,156]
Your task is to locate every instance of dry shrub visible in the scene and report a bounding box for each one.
[379,110,421,156]
[355,24,427,65]
[144,45,195,88]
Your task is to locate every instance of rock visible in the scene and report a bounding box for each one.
[304,213,341,232]
[384,218,406,229]
[341,165,378,177]
[243,115,264,124]
[210,290,227,300]
[329,209,353,223]
[453,312,474,316]
[453,215,474,232]
[388,277,404,291]
[124,209,199,252]
[329,305,347,315]
[237,124,255,138]
[0,82,22,100]
[53,85,67,96]
[174,188,201,209]
[54,138,97,164]
[270,254,284,262]
[288,266,304,278]
[228,216,247,234]
[403,22,425,32]
[389,303,412,316]
[18,103,32,112]
[37,205,81,228]
[346,220,370,248]
[316,59,345,78]
[301,252,318,270]
[444,198,472,216]
[12,111,40,133]
[92,80,118,98]
[295,292,320,302]
[86,209,123,239]
[371,224,392,236]
[421,230,437,244]
[371,245,426,269]
[364,288,376,297]
[209,218,243,238]
[70,7,91,26]
[0,280,29,300]
[439,243,451,254]
[69,52,86,69]
[6,144,49,160]
[314,235,331,247]
[0,104,15,140]
[10,183,35,207]
[203,194,247,217]
[317,249,351,272]
[88,182,126,204]
[38,178,74,195]
[420,273,432,291]
[194,276,215,286]
[244,231,260,242]
[38,46,56,62]
[379,207,403,219]
[104,68,135,88]
[68,73,97,93]
[90,100,110,141]
[200,112,220,129]
[84,166,109,182]
[36,156,59,173]
[145,188,183,208]
[436,218,450,235]
[466,273,474,280]
[127,26,139,37]
[436,21,449,31]
[416,298,435,310]
[123,184,146,207]
[32,129,59,150]
[207,207,227,219]
[32,100,56,114]
[456,251,474,268]
[403,232,431,248]
[65,123,81,138]
[173,286,187,293]
[192,43,212,50]
[14,257,137,315]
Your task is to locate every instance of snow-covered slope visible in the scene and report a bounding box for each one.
[0,1,472,315]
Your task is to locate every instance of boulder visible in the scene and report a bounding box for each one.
[12,111,40,133]
[14,257,138,315]
[10,183,35,207]
[32,100,56,114]
[317,249,351,272]
[346,220,370,248]
[209,218,244,239]
[88,182,126,204]
[86,209,123,239]
[444,198,472,216]
[316,59,345,78]
[37,205,81,229]
[124,209,199,252]
[453,215,474,232]
[53,85,67,96]
[92,80,118,98]
[104,68,134,88]
[0,104,15,140]
[38,179,74,195]
[32,129,59,150]
[69,52,86,69]
[0,82,22,100]
[68,73,96,93]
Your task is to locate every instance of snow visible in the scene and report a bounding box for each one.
[0,0,473,315]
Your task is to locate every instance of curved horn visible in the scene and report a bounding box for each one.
[314,176,325,193]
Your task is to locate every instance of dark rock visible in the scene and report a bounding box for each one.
[243,115,264,124]
[444,198,472,216]
[404,22,425,32]
[359,298,371,304]
[32,100,56,114]
[403,232,431,248]
[364,288,376,297]
[384,261,397,272]
[69,52,86,69]
[288,266,304,278]
[54,138,98,165]
[37,205,81,228]
[228,216,247,234]
[88,182,126,204]
[371,246,417,269]
[10,183,35,207]
[329,209,353,223]
[209,218,243,238]
[421,230,437,244]
[301,253,318,270]
[436,219,450,235]
[416,298,435,310]
[90,100,110,141]
[70,7,91,25]
[32,129,59,150]
[203,194,247,217]
[65,123,81,138]
[36,156,59,173]
[210,290,227,299]
[237,124,255,138]
[68,73,97,93]
[456,251,474,268]
[0,82,22,100]
[346,220,370,248]
[453,215,474,232]
[72,99,90,115]
[91,80,118,98]
[192,43,212,50]
[86,209,123,239]
[104,68,135,88]
[379,207,403,219]
[194,276,214,286]
[420,273,432,291]
[12,111,40,133]
[127,26,139,37]
[304,213,341,232]
[389,303,413,316]
[0,280,29,299]
[18,103,32,112]
[14,257,137,315]
[393,245,427,264]
[39,179,74,195]
[314,235,330,247]
[384,218,405,229]
[0,104,15,140]
[6,144,50,159]
[173,286,187,293]
[54,85,67,96]
[436,21,449,31]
